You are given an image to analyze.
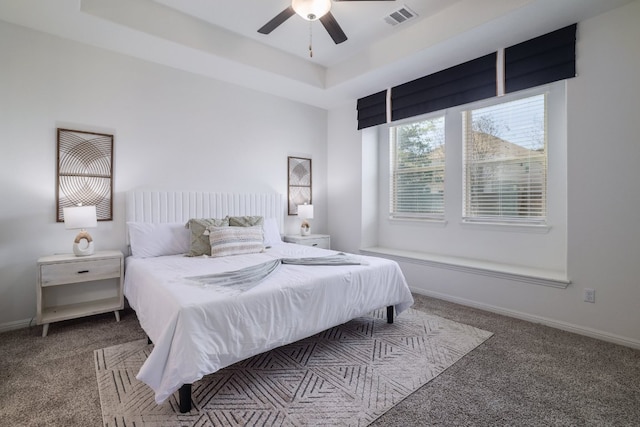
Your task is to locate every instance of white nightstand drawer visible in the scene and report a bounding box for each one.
[40,257,121,287]
[283,234,331,249]
[298,237,330,249]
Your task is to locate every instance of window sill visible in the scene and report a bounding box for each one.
[460,220,551,234]
[359,246,570,289]
[388,217,447,227]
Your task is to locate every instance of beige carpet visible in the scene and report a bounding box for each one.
[95,308,492,426]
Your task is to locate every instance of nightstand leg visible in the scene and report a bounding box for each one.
[114,310,120,322]
[42,323,49,337]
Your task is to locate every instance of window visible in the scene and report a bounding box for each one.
[387,87,555,226]
[378,82,565,280]
[389,116,445,219]
[463,94,547,224]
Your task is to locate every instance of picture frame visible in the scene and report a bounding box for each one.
[56,128,114,222]
[287,156,312,215]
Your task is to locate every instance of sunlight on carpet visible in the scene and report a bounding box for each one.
[95,308,492,426]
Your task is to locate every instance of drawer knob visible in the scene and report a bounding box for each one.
[77,270,90,274]
[312,243,318,246]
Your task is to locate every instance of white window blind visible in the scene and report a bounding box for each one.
[390,117,445,219]
[463,94,547,223]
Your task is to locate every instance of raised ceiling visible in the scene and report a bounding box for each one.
[0,0,634,108]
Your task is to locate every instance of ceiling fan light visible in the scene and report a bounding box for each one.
[292,0,331,21]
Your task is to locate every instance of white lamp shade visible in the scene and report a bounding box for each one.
[63,205,97,229]
[297,204,314,219]
[292,0,331,21]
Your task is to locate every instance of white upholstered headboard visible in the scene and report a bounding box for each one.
[125,191,285,232]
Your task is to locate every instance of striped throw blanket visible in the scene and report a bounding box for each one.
[186,253,365,293]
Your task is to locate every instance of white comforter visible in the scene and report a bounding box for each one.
[124,243,414,404]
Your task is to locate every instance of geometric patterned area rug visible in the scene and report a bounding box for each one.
[95,308,492,427]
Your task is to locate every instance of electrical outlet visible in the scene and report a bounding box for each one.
[584,288,596,303]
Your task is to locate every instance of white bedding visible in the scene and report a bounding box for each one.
[124,243,414,404]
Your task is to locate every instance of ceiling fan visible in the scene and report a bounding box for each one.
[258,0,396,45]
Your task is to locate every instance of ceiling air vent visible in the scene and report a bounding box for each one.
[384,5,417,26]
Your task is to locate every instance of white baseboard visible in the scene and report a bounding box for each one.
[412,287,640,350]
[0,318,34,333]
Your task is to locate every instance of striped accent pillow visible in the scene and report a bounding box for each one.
[207,225,265,257]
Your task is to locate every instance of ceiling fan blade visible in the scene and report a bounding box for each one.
[320,11,347,44]
[258,6,295,35]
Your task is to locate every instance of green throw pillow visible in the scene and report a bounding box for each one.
[229,216,264,227]
[185,217,229,256]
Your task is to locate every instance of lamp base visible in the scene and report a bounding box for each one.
[73,241,94,256]
[300,220,311,236]
[73,230,95,256]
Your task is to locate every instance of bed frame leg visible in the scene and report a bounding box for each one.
[387,305,394,324]
[179,384,192,413]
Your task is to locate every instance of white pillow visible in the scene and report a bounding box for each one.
[207,225,265,257]
[263,217,282,247]
[127,222,191,258]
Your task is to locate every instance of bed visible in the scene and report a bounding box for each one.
[124,191,414,412]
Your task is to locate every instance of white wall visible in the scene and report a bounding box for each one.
[326,104,361,253]
[0,21,328,328]
[565,1,640,344]
[327,1,640,348]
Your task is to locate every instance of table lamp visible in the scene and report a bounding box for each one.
[63,205,97,256]
[298,204,314,236]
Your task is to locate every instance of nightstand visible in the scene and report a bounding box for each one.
[283,234,331,249]
[36,250,124,337]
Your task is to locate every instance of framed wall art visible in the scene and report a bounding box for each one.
[287,156,312,215]
[56,128,114,222]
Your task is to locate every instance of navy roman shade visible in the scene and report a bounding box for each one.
[355,24,577,130]
[357,90,388,130]
[391,53,497,122]
[505,23,577,93]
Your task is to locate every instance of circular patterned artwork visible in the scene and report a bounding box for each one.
[288,157,312,215]
[57,129,113,222]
